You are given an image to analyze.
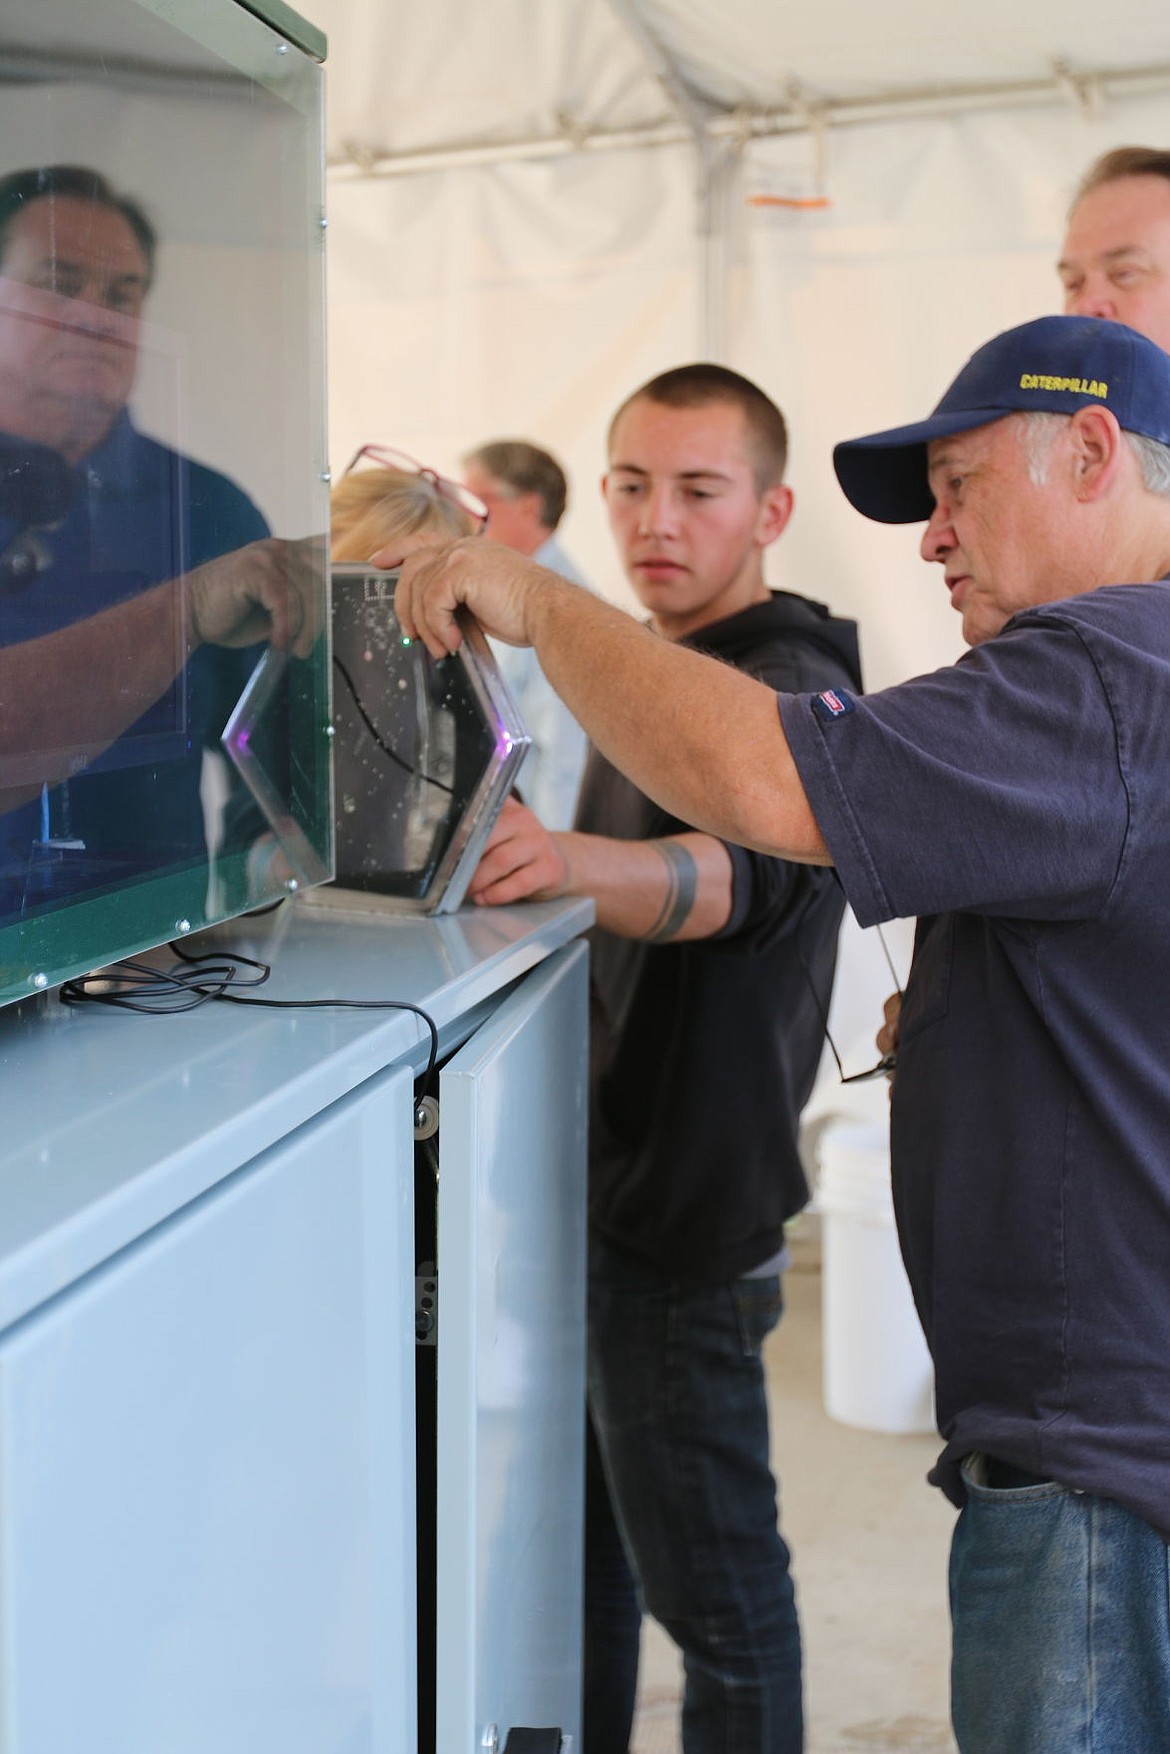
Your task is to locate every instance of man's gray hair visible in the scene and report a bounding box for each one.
[461,439,568,530]
[1126,430,1170,497]
[1017,410,1170,500]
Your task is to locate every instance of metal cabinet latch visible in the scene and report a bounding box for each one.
[416,1258,437,1346]
[483,1720,569,1750]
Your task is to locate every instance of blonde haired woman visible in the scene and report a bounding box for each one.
[331,445,485,559]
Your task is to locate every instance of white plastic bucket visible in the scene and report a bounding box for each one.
[816,1121,935,1435]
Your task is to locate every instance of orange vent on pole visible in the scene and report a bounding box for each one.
[747,194,832,211]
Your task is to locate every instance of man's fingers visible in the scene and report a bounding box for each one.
[467,799,560,905]
[480,795,531,849]
[467,838,531,899]
[255,537,324,658]
[368,544,406,571]
[394,545,466,659]
[260,563,291,652]
[876,990,902,1058]
[285,542,326,657]
[391,536,548,653]
[187,535,327,657]
[469,870,523,905]
[472,870,537,908]
[254,553,308,656]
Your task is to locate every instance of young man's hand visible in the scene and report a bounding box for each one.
[466,796,570,907]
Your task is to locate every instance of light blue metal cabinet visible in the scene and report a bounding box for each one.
[437,942,588,1754]
[0,1067,416,1754]
[0,899,591,1754]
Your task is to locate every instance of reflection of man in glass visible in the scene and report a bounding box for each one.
[0,164,279,911]
[0,166,154,469]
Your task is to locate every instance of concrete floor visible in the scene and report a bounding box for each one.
[628,1223,959,1754]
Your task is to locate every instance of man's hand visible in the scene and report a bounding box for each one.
[466,796,569,907]
[389,537,555,660]
[876,991,901,1061]
[469,799,736,940]
[186,535,324,659]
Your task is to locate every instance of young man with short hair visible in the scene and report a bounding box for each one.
[466,366,861,1754]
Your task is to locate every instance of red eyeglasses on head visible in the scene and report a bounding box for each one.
[342,444,489,532]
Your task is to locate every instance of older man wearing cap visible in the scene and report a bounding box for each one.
[393,313,1170,1751]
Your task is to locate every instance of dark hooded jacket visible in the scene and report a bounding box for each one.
[579,589,863,1283]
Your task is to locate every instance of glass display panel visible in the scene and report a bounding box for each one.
[0,0,331,1004]
[235,565,530,916]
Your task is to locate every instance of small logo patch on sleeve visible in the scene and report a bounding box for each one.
[811,688,856,722]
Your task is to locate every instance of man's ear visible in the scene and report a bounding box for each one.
[757,482,794,545]
[1068,405,1123,502]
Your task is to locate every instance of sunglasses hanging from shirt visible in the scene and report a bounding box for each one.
[799,922,903,1084]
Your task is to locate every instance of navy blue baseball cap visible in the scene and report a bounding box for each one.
[833,315,1170,523]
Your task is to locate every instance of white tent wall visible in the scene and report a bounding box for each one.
[326,141,698,616]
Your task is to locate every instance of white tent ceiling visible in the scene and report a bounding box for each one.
[308,0,1170,172]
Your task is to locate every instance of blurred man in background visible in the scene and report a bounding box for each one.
[1059,144,1170,349]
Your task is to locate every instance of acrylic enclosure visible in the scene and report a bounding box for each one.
[278,565,530,916]
[0,0,331,1004]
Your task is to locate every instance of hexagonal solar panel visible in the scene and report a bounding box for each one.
[225,565,530,914]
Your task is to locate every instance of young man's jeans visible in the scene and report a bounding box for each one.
[951,1458,1170,1753]
[583,1235,802,1754]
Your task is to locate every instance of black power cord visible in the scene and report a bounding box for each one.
[59,938,441,1096]
[332,653,455,797]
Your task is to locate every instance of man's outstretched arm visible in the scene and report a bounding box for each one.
[391,539,830,866]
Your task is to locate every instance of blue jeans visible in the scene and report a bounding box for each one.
[583,1404,643,1752]
[951,1457,1170,1752]
[584,1235,802,1754]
